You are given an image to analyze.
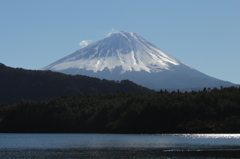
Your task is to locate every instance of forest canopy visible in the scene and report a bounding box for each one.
[0,86,240,133]
[0,63,152,104]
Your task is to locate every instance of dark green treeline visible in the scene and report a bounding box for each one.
[0,87,240,133]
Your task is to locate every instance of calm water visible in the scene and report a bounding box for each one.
[1,133,240,159]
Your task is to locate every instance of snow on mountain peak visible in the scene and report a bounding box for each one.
[44,31,181,73]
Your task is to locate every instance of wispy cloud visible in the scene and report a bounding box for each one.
[79,40,92,48]
[107,28,118,36]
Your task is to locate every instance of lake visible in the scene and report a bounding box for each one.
[1,133,240,158]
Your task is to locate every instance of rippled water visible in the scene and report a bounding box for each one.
[1,133,240,158]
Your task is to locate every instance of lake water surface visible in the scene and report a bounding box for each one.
[1,133,240,158]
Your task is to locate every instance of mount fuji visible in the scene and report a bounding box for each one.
[43,31,235,90]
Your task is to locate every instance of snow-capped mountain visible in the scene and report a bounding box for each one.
[43,31,235,90]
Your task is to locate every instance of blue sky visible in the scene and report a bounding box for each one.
[1,0,239,84]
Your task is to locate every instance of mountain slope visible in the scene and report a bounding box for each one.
[0,63,152,104]
[43,31,235,90]
[44,31,181,73]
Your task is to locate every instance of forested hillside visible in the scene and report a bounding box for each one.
[0,87,240,133]
[0,63,151,104]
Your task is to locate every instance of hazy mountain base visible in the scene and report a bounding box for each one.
[59,64,235,91]
[0,87,240,133]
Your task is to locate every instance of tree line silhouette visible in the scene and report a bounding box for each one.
[0,63,152,104]
[0,86,240,133]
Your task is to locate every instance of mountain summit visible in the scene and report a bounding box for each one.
[44,31,180,73]
[43,31,234,90]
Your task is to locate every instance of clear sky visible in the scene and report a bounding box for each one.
[1,0,239,84]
